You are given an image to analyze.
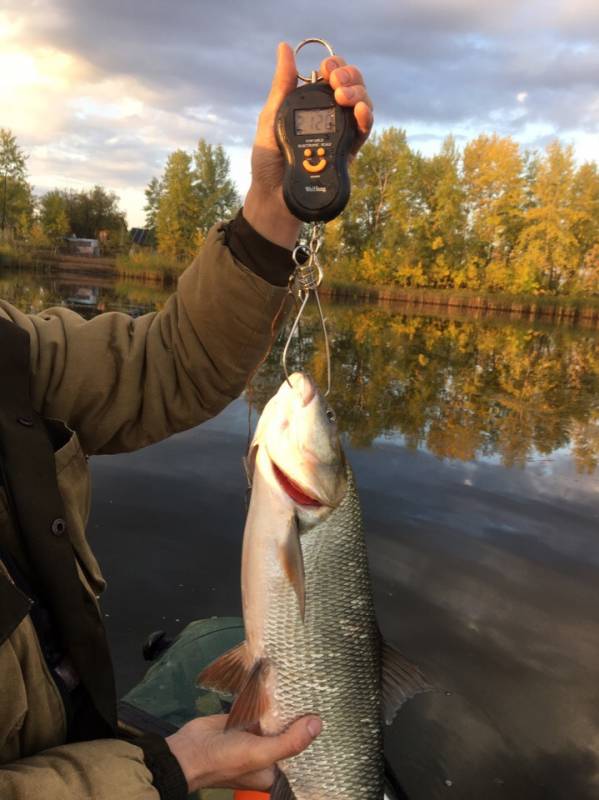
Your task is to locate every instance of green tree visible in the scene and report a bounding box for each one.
[39,190,71,248]
[0,129,33,237]
[155,150,199,259]
[192,139,239,237]
[52,186,127,242]
[144,176,163,235]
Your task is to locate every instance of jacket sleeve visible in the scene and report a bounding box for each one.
[0,220,291,456]
[0,738,164,800]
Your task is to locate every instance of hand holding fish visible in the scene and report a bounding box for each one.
[244,42,374,248]
[166,712,322,793]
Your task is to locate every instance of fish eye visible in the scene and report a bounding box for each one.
[326,409,336,423]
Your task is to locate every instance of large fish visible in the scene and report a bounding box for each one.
[199,373,431,799]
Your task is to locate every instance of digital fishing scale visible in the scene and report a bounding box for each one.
[277,38,360,397]
[276,38,358,224]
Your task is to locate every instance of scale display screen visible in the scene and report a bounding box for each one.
[295,108,336,136]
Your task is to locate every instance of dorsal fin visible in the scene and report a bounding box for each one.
[226,658,270,731]
[197,641,252,695]
[382,640,435,725]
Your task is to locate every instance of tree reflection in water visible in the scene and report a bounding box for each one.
[2,267,599,474]
[249,303,599,474]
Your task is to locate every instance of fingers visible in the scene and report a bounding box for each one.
[320,58,374,146]
[243,715,322,772]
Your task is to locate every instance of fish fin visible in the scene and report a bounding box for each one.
[381,640,434,726]
[279,515,305,621]
[197,641,252,695]
[225,658,270,730]
[270,768,296,800]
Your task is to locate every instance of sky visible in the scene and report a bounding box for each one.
[2,0,598,227]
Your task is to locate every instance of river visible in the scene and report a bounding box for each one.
[2,265,599,799]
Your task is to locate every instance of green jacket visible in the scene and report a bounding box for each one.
[0,219,291,799]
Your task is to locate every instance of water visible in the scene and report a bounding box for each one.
[3,265,599,798]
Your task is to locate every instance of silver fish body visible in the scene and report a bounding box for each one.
[263,465,383,800]
[200,373,428,800]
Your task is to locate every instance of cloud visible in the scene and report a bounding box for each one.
[2,0,598,225]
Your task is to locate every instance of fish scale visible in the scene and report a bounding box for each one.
[264,467,383,800]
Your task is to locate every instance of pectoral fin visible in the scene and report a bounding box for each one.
[381,640,435,725]
[197,640,252,695]
[279,515,305,621]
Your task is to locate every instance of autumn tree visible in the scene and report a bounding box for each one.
[193,139,239,237]
[155,150,199,259]
[514,141,582,292]
[0,129,34,237]
[39,190,71,248]
[340,128,411,283]
[462,134,525,288]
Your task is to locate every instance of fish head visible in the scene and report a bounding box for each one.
[250,372,347,526]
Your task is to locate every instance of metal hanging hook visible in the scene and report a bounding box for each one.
[282,222,331,396]
[294,38,335,85]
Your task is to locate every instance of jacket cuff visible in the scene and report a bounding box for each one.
[223,208,295,287]
[137,733,188,800]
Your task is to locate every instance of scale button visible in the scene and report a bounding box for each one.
[303,148,312,157]
[317,147,325,156]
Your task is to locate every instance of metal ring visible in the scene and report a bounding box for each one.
[295,38,335,84]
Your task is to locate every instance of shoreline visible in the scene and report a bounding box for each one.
[322,283,599,324]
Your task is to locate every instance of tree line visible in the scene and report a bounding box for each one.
[324,129,599,295]
[3,124,599,295]
[0,129,127,250]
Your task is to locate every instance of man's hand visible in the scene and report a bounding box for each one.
[166,713,322,793]
[244,42,374,249]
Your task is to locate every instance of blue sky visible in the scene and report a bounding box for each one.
[2,0,598,226]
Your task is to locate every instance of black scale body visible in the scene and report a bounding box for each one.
[275,82,358,223]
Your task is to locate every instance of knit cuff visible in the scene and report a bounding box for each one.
[137,733,189,800]
[223,208,296,287]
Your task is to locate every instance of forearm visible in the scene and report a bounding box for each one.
[0,738,174,800]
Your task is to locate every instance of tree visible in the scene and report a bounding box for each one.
[144,177,163,235]
[571,162,599,278]
[0,129,33,237]
[514,141,582,292]
[463,134,525,286]
[39,190,71,249]
[155,150,199,259]
[192,140,239,236]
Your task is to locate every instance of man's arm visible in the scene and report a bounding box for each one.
[0,716,322,799]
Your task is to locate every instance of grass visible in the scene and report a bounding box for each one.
[324,280,599,318]
[115,250,186,282]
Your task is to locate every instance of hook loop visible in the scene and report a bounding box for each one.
[295,38,335,84]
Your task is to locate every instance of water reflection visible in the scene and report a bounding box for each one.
[3,267,599,473]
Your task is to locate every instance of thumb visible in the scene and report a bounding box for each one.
[264,42,297,114]
[249,715,322,770]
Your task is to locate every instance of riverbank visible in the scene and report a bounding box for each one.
[324,281,599,323]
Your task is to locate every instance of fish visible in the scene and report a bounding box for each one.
[199,372,431,799]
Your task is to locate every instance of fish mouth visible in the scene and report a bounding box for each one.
[272,462,324,508]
